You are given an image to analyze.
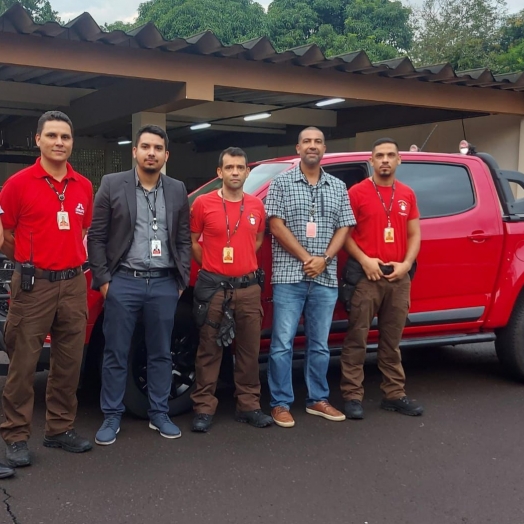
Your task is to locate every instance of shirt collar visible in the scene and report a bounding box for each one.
[135,169,163,189]
[32,157,79,181]
[292,164,330,186]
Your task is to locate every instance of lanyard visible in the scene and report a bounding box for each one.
[139,182,159,232]
[45,177,68,211]
[371,178,395,228]
[222,193,244,246]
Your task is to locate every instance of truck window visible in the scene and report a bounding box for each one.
[396,163,475,219]
[324,163,370,189]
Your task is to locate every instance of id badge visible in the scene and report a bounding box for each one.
[306,221,317,238]
[384,227,395,243]
[151,239,162,257]
[223,246,234,263]
[57,211,70,230]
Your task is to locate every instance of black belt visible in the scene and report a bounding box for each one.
[15,262,82,282]
[117,267,174,279]
[200,270,258,289]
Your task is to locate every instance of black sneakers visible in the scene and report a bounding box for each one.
[43,429,93,453]
[344,400,364,420]
[381,396,424,416]
[235,409,273,428]
[192,413,213,433]
[5,441,30,468]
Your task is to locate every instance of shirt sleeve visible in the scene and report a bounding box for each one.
[0,178,19,230]
[190,196,204,234]
[265,177,286,220]
[335,181,357,228]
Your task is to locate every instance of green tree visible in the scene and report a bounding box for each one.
[0,0,60,23]
[102,20,138,32]
[267,0,412,60]
[135,0,267,44]
[410,0,507,71]
[493,9,524,73]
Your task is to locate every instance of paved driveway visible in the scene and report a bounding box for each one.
[0,342,522,524]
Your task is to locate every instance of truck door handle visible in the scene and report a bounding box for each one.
[467,232,491,242]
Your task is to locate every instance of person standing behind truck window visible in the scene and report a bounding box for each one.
[265,127,355,428]
[0,111,93,469]
[88,125,191,445]
[341,137,424,420]
[190,147,273,433]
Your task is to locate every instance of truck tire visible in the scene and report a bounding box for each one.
[495,293,524,380]
[123,301,199,419]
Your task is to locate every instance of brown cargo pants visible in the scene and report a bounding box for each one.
[340,274,411,401]
[191,283,263,414]
[1,270,87,443]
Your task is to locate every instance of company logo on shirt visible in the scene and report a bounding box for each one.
[398,200,408,216]
[75,203,85,216]
[248,214,256,226]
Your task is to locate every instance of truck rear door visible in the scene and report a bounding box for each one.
[397,157,503,332]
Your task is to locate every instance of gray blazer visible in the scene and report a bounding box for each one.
[87,169,191,291]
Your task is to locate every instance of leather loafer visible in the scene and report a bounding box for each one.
[0,462,15,478]
[192,413,213,433]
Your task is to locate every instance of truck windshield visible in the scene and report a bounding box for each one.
[188,162,293,205]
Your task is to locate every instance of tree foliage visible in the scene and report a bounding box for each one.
[493,9,524,73]
[0,0,59,23]
[135,0,267,45]
[266,0,412,60]
[410,0,507,71]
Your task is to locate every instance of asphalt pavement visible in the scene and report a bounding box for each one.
[0,342,523,524]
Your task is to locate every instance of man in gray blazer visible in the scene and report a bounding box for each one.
[87,124,191,445]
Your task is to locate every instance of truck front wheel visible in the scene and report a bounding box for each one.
[123,302,199,419]
[495,294,524,380]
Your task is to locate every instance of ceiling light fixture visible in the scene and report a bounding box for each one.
[190,123,211,131]
[117,139,132,145]
[315,98,345,107]
[244,113,271,121]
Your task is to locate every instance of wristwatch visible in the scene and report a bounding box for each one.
[323,254,333,266]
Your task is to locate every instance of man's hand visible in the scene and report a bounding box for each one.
[100,282,109,299]
[361,257,386,281]
[303,256,326,278]
[383,261,411,282]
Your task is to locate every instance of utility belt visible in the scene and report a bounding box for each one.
[193,268,265,346]
[117,266,174,279]
[15,262,82,282]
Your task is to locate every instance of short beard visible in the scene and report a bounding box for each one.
[301,155,320,167]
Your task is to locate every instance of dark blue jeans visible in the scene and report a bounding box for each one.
[101,272,179,418]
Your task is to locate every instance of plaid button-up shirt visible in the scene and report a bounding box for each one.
[265,165,356,287]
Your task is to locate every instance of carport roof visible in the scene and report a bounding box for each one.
[0,3,523,93]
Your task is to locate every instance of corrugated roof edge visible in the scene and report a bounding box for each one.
[0,3,523,90]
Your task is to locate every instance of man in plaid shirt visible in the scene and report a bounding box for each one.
[265,127,355,428]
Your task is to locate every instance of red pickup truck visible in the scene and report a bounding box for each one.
[2,145,524,418]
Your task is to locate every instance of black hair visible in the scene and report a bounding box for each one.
[218,147,248,167]
[371,137,399,151]
[36,111,73,136]
[135,125,169,149]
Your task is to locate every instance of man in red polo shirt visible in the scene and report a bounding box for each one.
[0,111,93,468]
[341,138,423,420]
[190,147,273,432]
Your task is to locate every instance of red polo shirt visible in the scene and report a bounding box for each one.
[191,191,265,277]
[349,178,419,263]
[0,158,93,270]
